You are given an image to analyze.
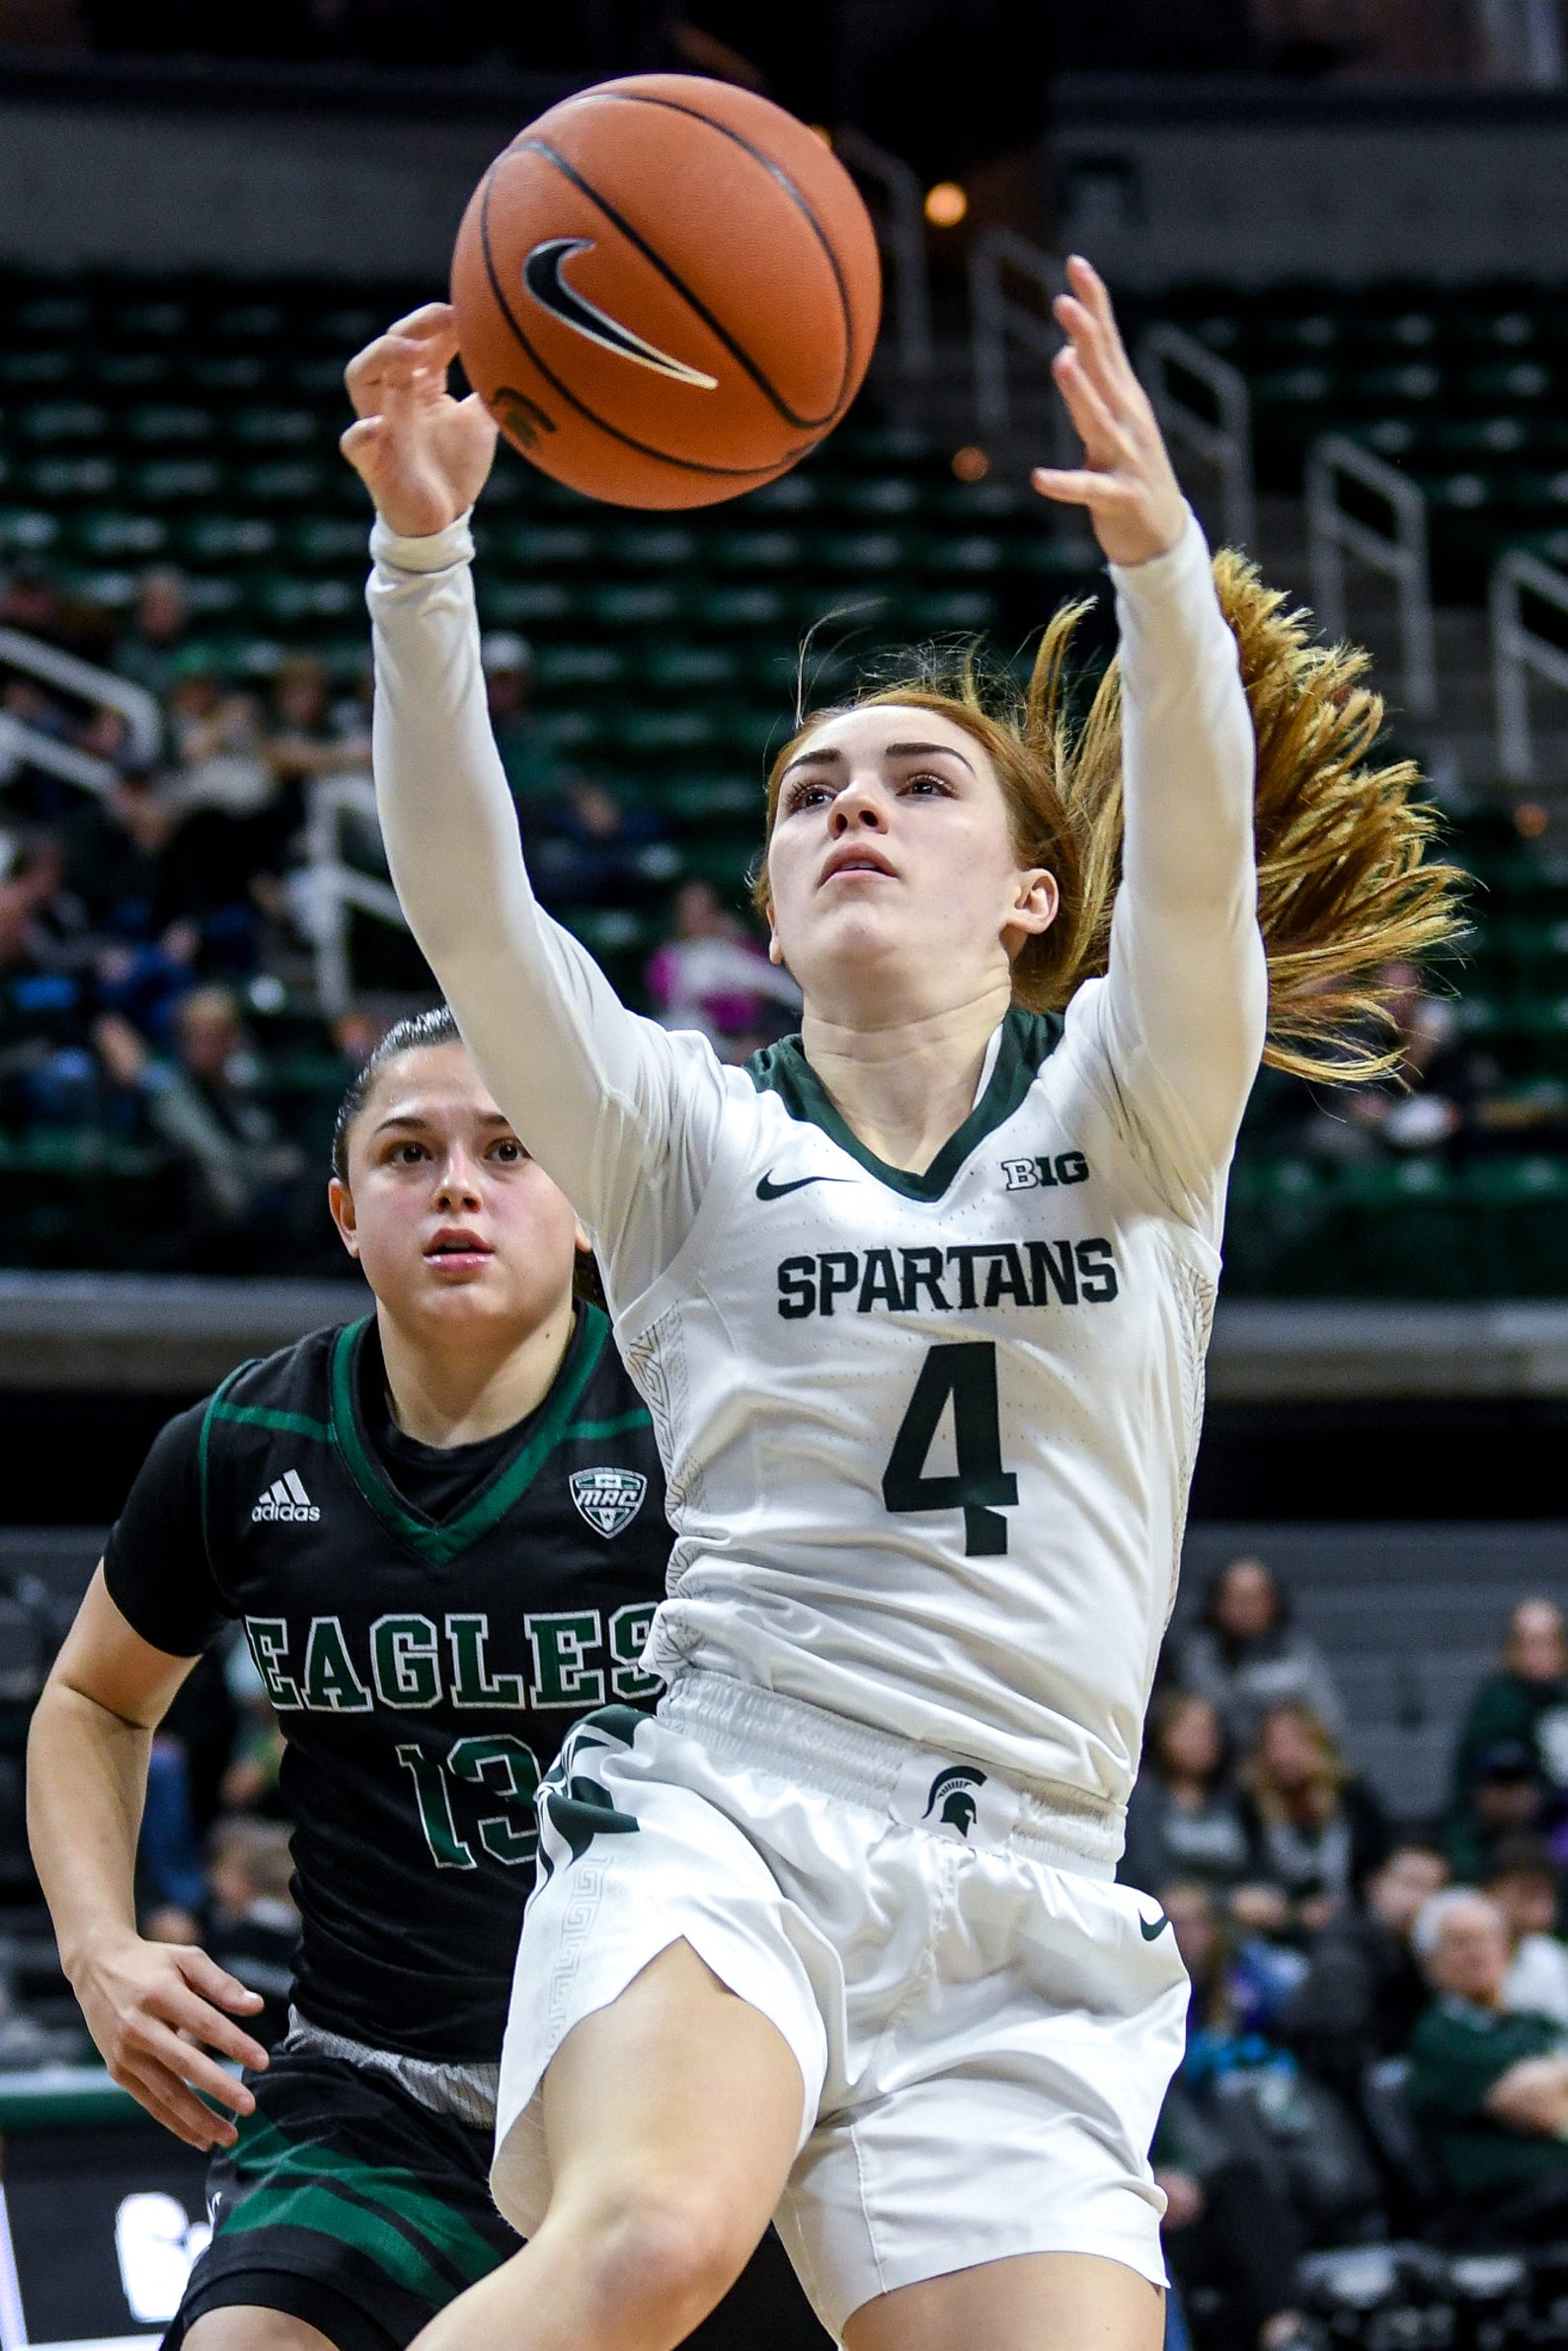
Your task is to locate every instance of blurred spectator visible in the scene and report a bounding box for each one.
[1278,1840,1449,2100]
[0,867,93,1124]
[1451,1599,1568,1846]
[646,878,802,1057]
[1449,1740,1550,1883]
[137,1732,206,1938]
[530,777,675,910]
[1173,1556,1345,1751]
[96,985,301,1261]
[113,565,192,702]
[1482,1838,1568,2026]
[205,1815,299,2049]
[481,632,561,807]
[1407,1889,1568,2242]
[1239,1701,1389,1935]
[164,652,273,823]
[64,772,189,946]
[218,1626,287,1817]
[1122,1690,1262,1910]
[265,652,369,800]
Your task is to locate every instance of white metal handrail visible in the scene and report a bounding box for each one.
[832,128,933,380]
[0,625,161,766]
[300,772,406,1015]
[969,226,1066,436]
[1305,433,1437,719]
[1139,323,1256,551]
[0,709,118,798]
[1492,548,1568,784]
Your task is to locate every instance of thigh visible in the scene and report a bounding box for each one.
[542,1937,804,2237]
[843,2250,1165,2351]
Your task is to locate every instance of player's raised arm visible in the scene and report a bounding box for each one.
[344,306,721,1262]
[1033,257,1266,1194]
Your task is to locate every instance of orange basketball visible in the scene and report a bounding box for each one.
[450,74,881,509]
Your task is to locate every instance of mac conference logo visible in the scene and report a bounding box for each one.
[569,1467,648,1539]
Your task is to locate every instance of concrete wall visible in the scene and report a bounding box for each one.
[1051,78,1568,286]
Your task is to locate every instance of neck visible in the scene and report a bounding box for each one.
[800,979,1011,1175]
[375,1293,578,1448]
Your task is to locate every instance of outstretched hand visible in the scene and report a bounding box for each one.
[342,303,498,539]
[1032,256,1187,568]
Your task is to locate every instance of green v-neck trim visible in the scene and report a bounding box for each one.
[745,1005,1062,1202]
[330,1306,610,1566]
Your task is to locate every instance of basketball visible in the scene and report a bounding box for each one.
[449,74,882,509]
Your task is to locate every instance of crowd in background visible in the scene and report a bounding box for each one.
[0,561,803,1269]
[1128,1567,1568,2346]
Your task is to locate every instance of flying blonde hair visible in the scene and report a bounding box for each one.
[753,552,1465,1082]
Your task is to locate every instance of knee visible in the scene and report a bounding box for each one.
[584,2182,754,2333]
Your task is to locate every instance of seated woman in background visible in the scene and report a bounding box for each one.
[1175,1556,1345,1751]
[1122,1691,1273,1926]
[1240,1700,1389,1937]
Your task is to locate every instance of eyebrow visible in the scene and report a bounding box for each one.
[371,1110,513,1136]
[782,739,977,780]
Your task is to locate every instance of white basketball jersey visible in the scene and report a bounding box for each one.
[609,987,1221,1831]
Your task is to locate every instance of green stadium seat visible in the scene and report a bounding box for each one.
[228,406,322,449]
[235,458,330,506]
[613,709,720,757]
[17,401,108,445]
[123,456,223,504]
[603,524,698,572]
[283,514,367,568]
[122,403,216,447]
[93,353,177,396]
[71,511,168,560]
[916,533,1005,578]
[687,585,789,631]
[108,299,189,342]
[251,574,359,626]
[492,521,596,570]
[813,530,907,576]
[0,508,59,554]
[479,579,575,628]
[0,352,72,390]
[535,644,627,690]
[712,528,805,576]
[906,588,997,632]
[21,454,118,502]
[746,473,820,514]
[584,584,680,630]
[837,478,921,519]
[192,354,271,396]
[180,514,278,563]
[640,644,743,693]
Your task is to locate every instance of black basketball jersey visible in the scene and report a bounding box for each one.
[104,1305,669,2063]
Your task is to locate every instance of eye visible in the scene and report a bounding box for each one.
[387,1140,429,1164]
[783,778,833,814]
[901,770,953,797]
[489,1137,526,1163]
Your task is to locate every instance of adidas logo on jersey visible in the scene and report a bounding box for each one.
[569,1467,647,1539]
[252,1469,320,1524]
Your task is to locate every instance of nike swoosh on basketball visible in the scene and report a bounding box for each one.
[522,239,719,389]
[755,1171,851,1201]
[1138,1910,1172,1941]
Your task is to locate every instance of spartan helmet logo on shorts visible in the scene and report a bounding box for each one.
[922,1764,987,1840]
[569,1467,649,1538]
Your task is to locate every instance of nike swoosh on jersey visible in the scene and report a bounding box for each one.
[755,1171,853,1201]
[522,239,720,389]
[1138,1910,1172,1941]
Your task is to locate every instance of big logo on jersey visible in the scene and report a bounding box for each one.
[570,1467,648,1539]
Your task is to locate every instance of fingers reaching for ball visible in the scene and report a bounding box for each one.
[340,306,498,540]
[1031,256,1188,569]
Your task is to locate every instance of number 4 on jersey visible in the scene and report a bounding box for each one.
[882,1341,1018,1557]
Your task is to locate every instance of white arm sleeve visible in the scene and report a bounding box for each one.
[1098,509,1267,1219]
[366,515,729,1293]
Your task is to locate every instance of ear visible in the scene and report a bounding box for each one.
[573,1219,592,1256]
[766,906,786,969]
[328,1175,360,1261]
[1002,867,1058,959]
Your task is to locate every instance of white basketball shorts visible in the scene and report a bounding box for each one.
[492,1672,1187,2341]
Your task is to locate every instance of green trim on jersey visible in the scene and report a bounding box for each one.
[213,1403,335,1444]
[747,1005,1063,1201]
[328,1306,620,1565]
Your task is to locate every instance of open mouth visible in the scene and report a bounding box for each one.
[821,846,897,886]
[424,1229,493,1266]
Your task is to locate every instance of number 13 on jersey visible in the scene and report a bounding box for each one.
[882,1341,1018,1556]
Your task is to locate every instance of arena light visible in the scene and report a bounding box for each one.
[1516,802,1549,839]
[952,445,990,483]
[924,182,968,228]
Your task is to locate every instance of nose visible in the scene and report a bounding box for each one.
[827,774,889,837]
[433,1150,483,1211]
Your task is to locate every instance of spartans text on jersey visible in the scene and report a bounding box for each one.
[776,1237,1120,1318]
